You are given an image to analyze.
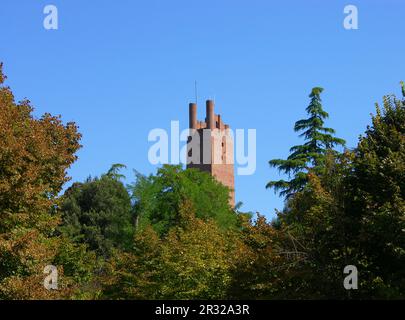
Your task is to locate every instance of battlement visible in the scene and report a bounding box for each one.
[189,100,230,130]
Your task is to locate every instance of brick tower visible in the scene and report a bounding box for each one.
[186,100,235,206]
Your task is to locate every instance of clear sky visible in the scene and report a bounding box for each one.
[1,0,404,219]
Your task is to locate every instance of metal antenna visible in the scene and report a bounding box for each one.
[194,80,198,104]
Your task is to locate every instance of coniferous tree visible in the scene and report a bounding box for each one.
[267,87,346,198]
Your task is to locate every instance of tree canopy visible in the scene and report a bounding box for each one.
[130,164,238,235]
[0,63,86,299]
[59,164,135,257]
[263,84,405,299]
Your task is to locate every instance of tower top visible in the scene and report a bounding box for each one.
[188,99,229,130]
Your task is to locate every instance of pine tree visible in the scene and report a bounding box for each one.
[267,87,345,198]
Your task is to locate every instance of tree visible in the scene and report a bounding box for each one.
[130,165,237,236]
[267,87,346,198]
[256,84,405,299]
[227,214,289,299]
[0,63,83,299]
[59,164,135,258]
[349,86,405,298]
[103,200,238,299]
[274,151,358,299]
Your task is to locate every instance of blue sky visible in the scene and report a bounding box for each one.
[1,0,404,219]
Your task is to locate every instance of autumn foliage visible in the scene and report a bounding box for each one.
[0,63,82,299]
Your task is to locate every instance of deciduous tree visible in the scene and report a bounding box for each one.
[0,63,83,299]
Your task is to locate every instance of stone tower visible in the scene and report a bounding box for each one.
[186,100,235,206]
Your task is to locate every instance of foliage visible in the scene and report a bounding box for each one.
[349,89,405,298]
[267,87,345,198]
[261,84,405,299]
[59,165,135,257]
[103,200,238,299]
[130,164,237,235]
[0,63,83,299]
[227,214,290,299]
[1,60,404,300]
[272,152,358,298]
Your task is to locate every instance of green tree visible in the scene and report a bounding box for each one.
[267,87,346,198]
[59,164,134,258]
[275,151,358,299]
[103,200,238,299]
[349,86,405,298]
[130,165,237,235]
[227,214,290,299]
[255,84,405,299]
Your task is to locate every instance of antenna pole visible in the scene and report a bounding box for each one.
[194,80,198,104]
